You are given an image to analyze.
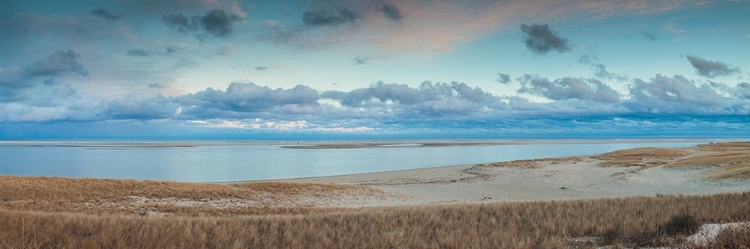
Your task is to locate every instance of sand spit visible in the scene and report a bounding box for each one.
[280,138,714,149]
[1,142,749,213]
[289,142,750,206]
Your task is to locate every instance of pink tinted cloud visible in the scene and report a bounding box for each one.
[338,0,692,52]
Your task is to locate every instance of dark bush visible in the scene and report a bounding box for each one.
[601,228,622,245]
[628,230,660,247]
[661,214,700,236]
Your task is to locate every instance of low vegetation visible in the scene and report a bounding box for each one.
[3,142,750,248]
[1,185,750,248]
[0,176,381,216]
[592,142,750,179]
[593,147,687,167]
[689,223,750,249]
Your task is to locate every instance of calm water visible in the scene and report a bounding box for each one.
[0,140,705,182]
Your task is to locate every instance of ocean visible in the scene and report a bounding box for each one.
[0,139,712,182]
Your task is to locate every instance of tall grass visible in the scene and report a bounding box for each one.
[1,192,749,248]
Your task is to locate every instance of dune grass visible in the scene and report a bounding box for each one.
[593,147,687,167]
[0,176,380,216]
[1,190,750,248]
[589,142,750,179]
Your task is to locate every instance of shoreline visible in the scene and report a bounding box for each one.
[0,138,727,149]
[213,142,750,207]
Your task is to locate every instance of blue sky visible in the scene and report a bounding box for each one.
[1,0,749,139]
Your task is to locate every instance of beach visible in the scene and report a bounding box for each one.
[265,142,750,207]
[1,141,749,248]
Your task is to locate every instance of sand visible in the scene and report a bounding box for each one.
[277,142,750,207]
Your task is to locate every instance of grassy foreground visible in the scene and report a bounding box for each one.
[1,190,750,248]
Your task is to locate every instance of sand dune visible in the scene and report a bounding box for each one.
[287,142,750,206]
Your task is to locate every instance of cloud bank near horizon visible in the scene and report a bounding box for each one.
[2,51,749,135]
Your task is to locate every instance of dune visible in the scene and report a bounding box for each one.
[2,142,750,248]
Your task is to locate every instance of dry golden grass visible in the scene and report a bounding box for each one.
[663,142,750,179]
[0,176,381,216]
[1,191,749,248]
[593,147,688,168]
[476,159,544,169]
[686,223,750,249]
[587,142,750,179]
[476,157,584,169]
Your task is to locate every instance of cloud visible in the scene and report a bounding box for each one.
[258,1,695,52]
[577,55,629,81]
[23,50,88,79]
[517,75,621,103]
[320,81,507,117]
[255,66,269,71]
[520,24,571,54]
[177,82,320,116]
[381,4,403,21]
[496,73,511,84]
[162,9,242,38]
[352,56,370,65]
[126,49,149,57]
[736,82,750,99]
[626,74,727,113]
[641,31,657,40]
[303,8,360,27]
[148,83,165,89]
[217,43,237,56]
[1,50,88,94]
[662,21,685,34]
[91,8,122,20]
[686,55,741,78]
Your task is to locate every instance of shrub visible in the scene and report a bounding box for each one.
[601,228,622,245]
[662,214,700,236]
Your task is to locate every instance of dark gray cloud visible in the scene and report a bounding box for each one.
[303,8,359,27]
[520,24,571,54]
[736,82,750,99]
[163,9,242,38]
[686,55,741,78]
[352,56,370,65]
[641,31,657,40]
[496,73,511,84]
[91,8,121,20]
[381,4,403,21]
[166,46,178,53]
[1,50,88,92]
[23,50,89,79]
[1,50,88,105]
[577,55,629,81]
[517,75,621,103]
[201,9,242,37]
[163,14,194,33]
[126,49,149,57]
[148,83,165,89]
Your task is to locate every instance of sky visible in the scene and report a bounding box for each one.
[1,0,749,139]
